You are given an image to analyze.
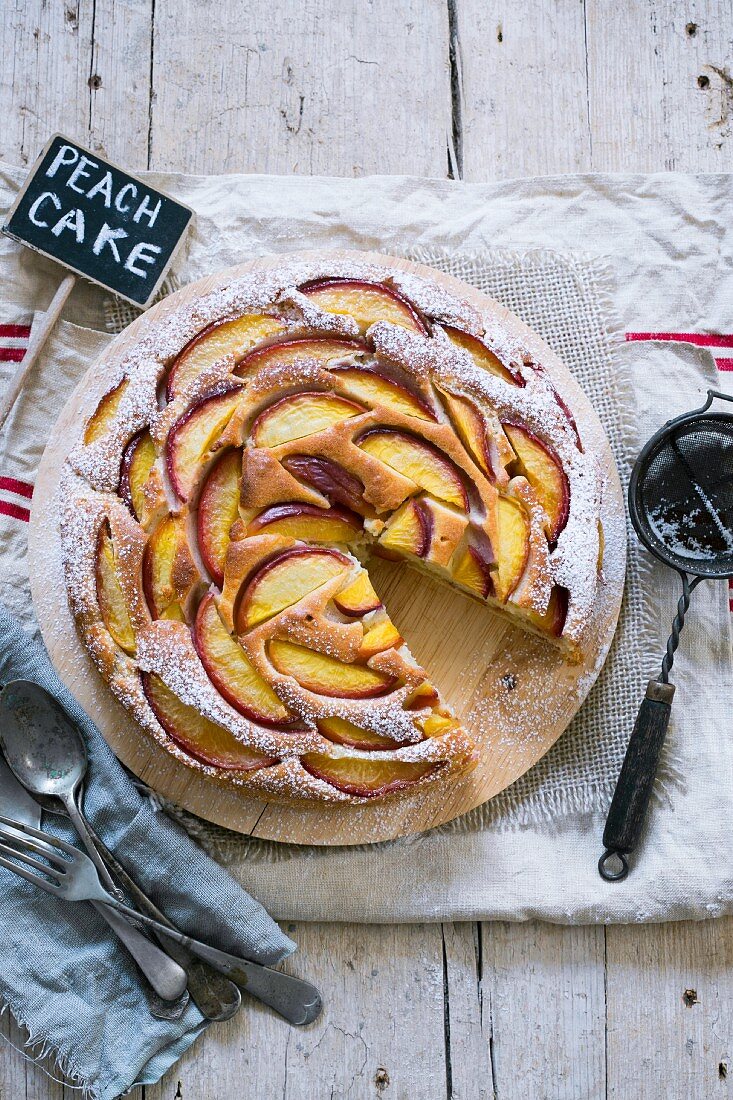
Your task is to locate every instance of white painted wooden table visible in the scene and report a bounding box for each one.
[1,2,732,1096]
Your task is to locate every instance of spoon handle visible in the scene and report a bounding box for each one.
[63,791,189,1006]
[101,895,322,1026]
[82,817,241,1022]
[64,790,119,896]
[89,900,188,1004]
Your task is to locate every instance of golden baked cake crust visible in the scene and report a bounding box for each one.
[59,256,603,804]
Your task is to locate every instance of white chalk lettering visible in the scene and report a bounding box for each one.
[45,144,79,179]
[124,241,162,277]
[114,182,138,214]
[67,155,99,194]
[51,207,85,242]
[133,195,161,228]
[28,191,61,228]
[87,170,114,207]
[92,221,128,262]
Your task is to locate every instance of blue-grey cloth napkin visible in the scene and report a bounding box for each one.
[0,602,295,1099]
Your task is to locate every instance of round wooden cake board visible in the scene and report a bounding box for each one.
[29,250,626,846]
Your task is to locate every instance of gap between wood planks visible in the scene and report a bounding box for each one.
[147,0,156,170]
[446,0,464,179]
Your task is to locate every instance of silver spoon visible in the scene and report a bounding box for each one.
[0,679,242,1021]
[34,790,242,1022]
[0,682,113,884]
[0,680,191,1006]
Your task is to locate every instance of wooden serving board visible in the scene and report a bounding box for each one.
[29,251,626,846]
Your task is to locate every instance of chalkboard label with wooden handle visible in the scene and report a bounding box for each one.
[0,134,193,432]
[3,134,193,308]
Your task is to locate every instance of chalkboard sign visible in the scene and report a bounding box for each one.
[2,134,193,307]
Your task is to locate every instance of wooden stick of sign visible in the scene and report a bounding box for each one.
[0,274,76,431]
[0,133,193,433]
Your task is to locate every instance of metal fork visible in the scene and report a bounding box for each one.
[0,817,321,1026]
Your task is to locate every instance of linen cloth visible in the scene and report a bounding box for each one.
[0,602,295,1099]
[0,166,731,926]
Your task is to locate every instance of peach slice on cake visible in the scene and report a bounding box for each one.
[378,498,432,559]
[246,502,362,544]
[282,455,366,513]
[268,639,396,698]
[235,336,366,378]
[143,514,199,620]
[404,681,440,711]
[166,383,244,503]
[444,326,524,387]
[440,389,513,485]
[494,495,531,601]
[418,714,461,738]
[357,619,403,660]
[142,672,276,770]
[377,494,470,566]
[197,448,242,586]
[317,715,410,751]
[251,392,365,449]
[301,752,436,797]
[451,542,494,599]
[551,387,582,450]
[358,429,468,509]
[332,572,382,617]
[503,423,570,540]
[166,314,286,399]
[119,430,157,522]
[194,593,297,727]
[236,547,351,632]
[526,363,583,450]
[84,379,129,444]
[330,365,436,421]
[96,524,136,654]
[418,497,470,567]
[525,585,569,638]
[299,278,428,335]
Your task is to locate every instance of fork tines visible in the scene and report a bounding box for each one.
[0,817,76,895]
[0,815,78,853]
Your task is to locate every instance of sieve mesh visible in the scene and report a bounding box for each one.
[632,414,733,577]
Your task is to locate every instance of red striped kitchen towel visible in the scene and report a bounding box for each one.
[626,332,733,374]
[0,322,33,522]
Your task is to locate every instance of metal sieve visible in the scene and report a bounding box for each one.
[599,390,733,881]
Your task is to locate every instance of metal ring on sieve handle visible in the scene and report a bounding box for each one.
[599,389,733,882]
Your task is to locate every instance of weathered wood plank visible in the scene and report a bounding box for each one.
[606,917,733,1099]
[585,0,733,172]
[148,0,452,176]
[442,922,494,1099]
[454,0,733,180]
[0,0,92,168]
[455,0,593,180]
[87,0,154,170]
[481,921,607,1099]
[142,922,449,1100]
[0,0,153,172]
[0,1010,67,1100]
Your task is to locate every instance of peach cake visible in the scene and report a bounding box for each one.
[59,257,604,805]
